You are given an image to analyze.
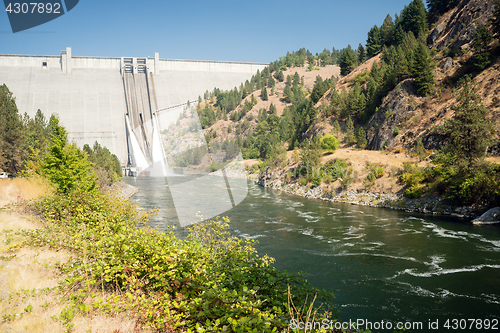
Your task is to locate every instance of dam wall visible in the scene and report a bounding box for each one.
[0,48,267,165]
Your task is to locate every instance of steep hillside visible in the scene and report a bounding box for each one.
[304,0,500,153]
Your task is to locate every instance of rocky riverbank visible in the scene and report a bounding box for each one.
[109,181,139,200]
[254,170,480,220]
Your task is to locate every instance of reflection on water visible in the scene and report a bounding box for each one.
[123,176,500,331]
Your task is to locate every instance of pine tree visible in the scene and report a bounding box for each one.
[332,120,341,138]
[380,14,395,46]
[277,70,285,82]
[471,25,493,71]
[435,77,495,171]
[283,85,293,103]
[412,43,434,96]
[268,76,275,88]
[269,103,277,115]
[344,116,356,145]
[395,45,411,80]
[261,87,268,101]
[393,24,406,45]
[401,0,428,39]
[356,127,368,148]
[366,25,382,58]
[339,45,358,76]
[357,43,366,64]
[0,84,25,173]
[490,0,500,37]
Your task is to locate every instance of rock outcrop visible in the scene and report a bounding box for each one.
[472,207,500,224]
[428,0,496,52]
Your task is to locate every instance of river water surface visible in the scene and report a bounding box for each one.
[123,176,500,332]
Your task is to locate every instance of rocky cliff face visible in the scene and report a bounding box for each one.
[428,0,496,53]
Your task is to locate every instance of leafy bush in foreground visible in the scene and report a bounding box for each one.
[27,189,335,332]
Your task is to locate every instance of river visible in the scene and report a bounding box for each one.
[123,176,500,332]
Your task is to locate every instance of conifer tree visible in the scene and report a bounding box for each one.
[357,43,366,64]
[332,120,341,138]
[269,103,277,115]
[401,0,428,39]
[268,76,276,88]
[261,87,268,101]
[435,77,495,171]
[277,70,285,82]
[356,127,368,148]
[393,24,406,45]
[366,25,383,57]
[339,45,358,76]
[395,45,411,80]
[412,43,434,96]
[0,84,25,172]
[380,14,395,46]
[490,0,500,37]
[344,116,356,145]
[283,85,293,103]
[471,25,493,71]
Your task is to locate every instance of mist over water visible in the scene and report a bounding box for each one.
[124,176,500,331]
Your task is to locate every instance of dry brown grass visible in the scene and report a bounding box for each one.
[0,178,151,332]
[0,176,54,208]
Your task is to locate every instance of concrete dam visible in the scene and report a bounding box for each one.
[0,47,267,168]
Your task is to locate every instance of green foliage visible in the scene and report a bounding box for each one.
[427,0,460,21]
[400,79,500,205]
[36,116,96,194]
[415,137,427,160]
[399,162,433,198]
[320,134,340,152]
[471,25,493,71]
[393,126,400,136]
[332,120,341,138]
[83,141,122,188]
[310,76,327,104]
[261,87,269,101]
[366,25,383,58]
[413,43,435,96]
[0,84,26,173]
[27,190,335,331]
[344,116,356,145]
[435,77,494,172]
[380,14,395,46]
[356,127,368,148]
[364,162,385,187]
[323,158,353,189]
[298,139,322,177]
[339,45,358,76]
[490,0,500,37]
[357,43,366,63]
[400,0,428,39]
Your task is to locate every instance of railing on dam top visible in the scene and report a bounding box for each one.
[155,100,198,115]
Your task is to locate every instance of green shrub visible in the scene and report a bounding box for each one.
[393,126,400,136]
[320,134,340,153]
[27,189,335,331]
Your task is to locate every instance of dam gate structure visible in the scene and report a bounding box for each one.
[0,47,267,171]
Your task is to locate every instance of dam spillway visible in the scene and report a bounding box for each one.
[0,47,267,166]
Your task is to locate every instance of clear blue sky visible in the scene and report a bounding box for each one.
[1,0,417,63]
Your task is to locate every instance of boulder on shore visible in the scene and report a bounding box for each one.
[472,207,500,225]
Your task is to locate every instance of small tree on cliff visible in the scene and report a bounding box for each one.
[435,77,494,172]
[489,0,500,37]
[412,43,434,96]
